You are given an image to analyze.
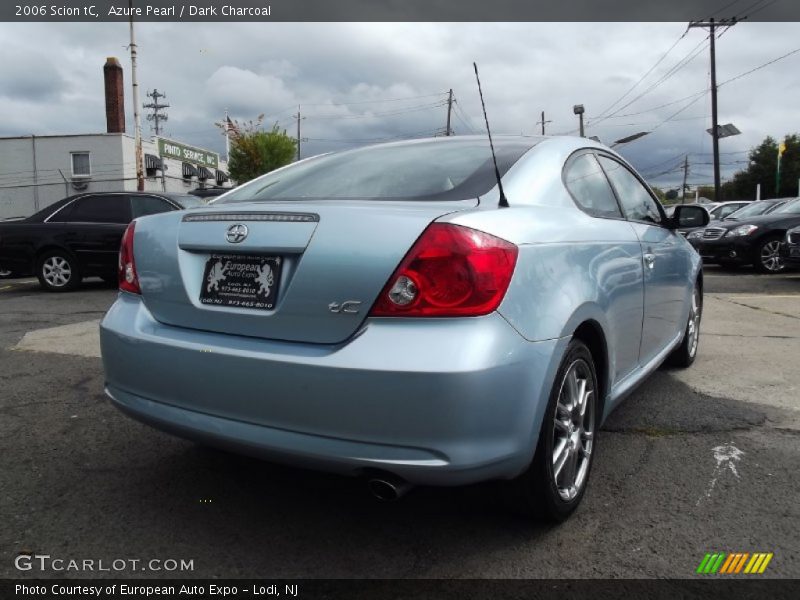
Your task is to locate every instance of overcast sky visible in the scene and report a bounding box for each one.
[1,20,798,189]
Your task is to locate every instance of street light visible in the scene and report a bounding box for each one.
[573,104,585,137]
[611,131,650,148]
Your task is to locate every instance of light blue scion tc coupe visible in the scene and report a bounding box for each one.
[100,135,709,521]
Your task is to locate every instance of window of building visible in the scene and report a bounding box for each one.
[564,153,622,219]
[598,156,662,225]
[71,152,91,177]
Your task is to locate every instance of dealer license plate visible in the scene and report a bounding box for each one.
[199,254,282,310]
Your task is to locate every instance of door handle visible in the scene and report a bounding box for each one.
[644,253,656,269]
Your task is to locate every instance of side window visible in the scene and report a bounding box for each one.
[599,156,663,225]
[564,153,622,218]
[131,195,175,218]
[67,195,131,224]
[47,201,76,222]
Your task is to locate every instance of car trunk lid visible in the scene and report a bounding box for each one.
[132,199,477,344]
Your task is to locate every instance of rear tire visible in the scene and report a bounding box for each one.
[667,281,702,368]
[754,235,785,274]
[508,339,598,522]
[36,249,81,292]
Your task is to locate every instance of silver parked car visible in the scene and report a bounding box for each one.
[100,136,708,521]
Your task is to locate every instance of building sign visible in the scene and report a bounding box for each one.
[157,138,219,169]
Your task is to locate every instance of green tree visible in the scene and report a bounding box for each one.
[725,134,800,199]
[696,185,716,201]
[218,115,297,184]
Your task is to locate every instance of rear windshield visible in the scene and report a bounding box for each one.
[217,140,533,203]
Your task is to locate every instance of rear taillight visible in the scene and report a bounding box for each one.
[118,221,141,294]
[370,223,517,317]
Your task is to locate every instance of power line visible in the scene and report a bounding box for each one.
[718,46,800,88]
[589,36,709,127]
[258,94,448,121]
[593,27,689,121]
[589,90,709,120]
[594,41,800,131]
[305,127,447,145]
[733,0,777,19]
[451,97,478,133]
[292,92,447,107]
[303,101,447,120]
[708,0,747,18]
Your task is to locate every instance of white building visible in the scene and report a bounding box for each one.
[0,133,231,219]
[0,57,231,220]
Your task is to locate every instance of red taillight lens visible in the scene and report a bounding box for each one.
[118,221,141,294]
[370,223,518,317]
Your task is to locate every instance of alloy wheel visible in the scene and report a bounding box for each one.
[686,286,701,358]
[42,256,72,288]
[552,359,595,501]
[760,240,784,272]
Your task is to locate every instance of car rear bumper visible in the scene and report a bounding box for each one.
[100,293,566,486]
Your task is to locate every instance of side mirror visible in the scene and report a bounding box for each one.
[670,205,710,229]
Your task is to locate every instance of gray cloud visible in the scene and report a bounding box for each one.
[1,21,798,191]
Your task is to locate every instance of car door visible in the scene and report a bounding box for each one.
[63,194,131,274]
[598,155,688,367]
[563,151,644,384]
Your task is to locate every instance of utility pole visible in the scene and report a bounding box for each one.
[294,106,306,161]
[144,89,169,136]
[129,0,144,191]
[681,155,689,203]
[689,17,737,202]
[536,111,552,135]
[445,89,454,136]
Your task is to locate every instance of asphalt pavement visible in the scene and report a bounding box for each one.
[0,268,798,579]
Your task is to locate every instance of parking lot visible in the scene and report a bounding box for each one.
[1,267,798,579]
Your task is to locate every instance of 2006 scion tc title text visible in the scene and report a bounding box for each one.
[14,4,272,18]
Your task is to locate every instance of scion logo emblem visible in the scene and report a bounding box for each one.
[328,301,362,314]
[226,223,249,244]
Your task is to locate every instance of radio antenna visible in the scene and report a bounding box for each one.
[473,62,509,208]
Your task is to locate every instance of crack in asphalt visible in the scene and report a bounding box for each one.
[706,333,799,339]
[712,295,800,321]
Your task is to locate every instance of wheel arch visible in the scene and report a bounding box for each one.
[571,319,609,423]
[34,244,78,263]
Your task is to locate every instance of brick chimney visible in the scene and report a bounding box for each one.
[103,57,125,133]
